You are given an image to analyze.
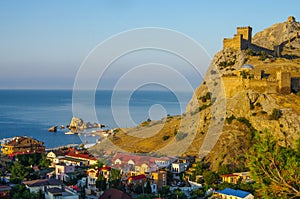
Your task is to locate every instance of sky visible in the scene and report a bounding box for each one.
[0,1,299,90]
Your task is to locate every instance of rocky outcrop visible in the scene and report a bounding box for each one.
[69,117,103,131]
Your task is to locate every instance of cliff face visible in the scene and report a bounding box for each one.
[185,17,300,170]
[90,17,300,171]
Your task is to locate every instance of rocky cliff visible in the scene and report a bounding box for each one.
[90,17,300,171]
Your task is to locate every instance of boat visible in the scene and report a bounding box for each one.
[65,131,75,135]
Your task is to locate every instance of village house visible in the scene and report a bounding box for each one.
[171,157,194,179]
[55,164,76,182]
[150,170,167,191]
[127,174,147,191]
[65,150,97,165]
[112,153,175,175]
[46,148,97,167]
[1,136,45,155]
[221,172,252,184]
[86,165,112,191]
[23,178,64,193]
[46,150,65,167]
[214,188,254,199]
[45,187,79,199]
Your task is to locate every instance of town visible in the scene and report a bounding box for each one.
[0,136,254,199]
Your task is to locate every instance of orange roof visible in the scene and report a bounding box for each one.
[66,152,97,160]
[128,174,146,181]
[113,153,174,167]
[100,166,112,171]
[221,173,239,177]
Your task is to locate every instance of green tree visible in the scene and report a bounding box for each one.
[96,173,107,191]
[94,160,104,168]
[109,168,121,188]
[247,131,300,198]
[191,188,205,198]
[11,161,29,180]
[203,170,220,186]
[38,154,51,169]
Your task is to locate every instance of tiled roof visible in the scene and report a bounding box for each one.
[128,174,146,181]
[100,188,132,199]
[66,152,97,160]
[23,179,63,187]
[100,166,112,171]
[221,173,239,177]
[113,153,174,167]
[215,188,251,198]
[4,136,43,146]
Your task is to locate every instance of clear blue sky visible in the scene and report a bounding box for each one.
[0,0,298,89]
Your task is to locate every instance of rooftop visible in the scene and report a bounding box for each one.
[23,179,63,187]
[215,188,251,198]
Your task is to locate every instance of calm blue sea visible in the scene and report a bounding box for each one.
[0,90,191,148]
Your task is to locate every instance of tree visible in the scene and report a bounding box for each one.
[109,168,121,188]
[38,154,51,169]
[203,170,220,186]
[96,173,107,191]
[247,131,300,198]
[11,161,29,180]
[94,160,104,168]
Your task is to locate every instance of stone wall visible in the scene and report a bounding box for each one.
[223,27,252,50]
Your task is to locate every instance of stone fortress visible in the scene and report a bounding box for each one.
[221,16,300,98]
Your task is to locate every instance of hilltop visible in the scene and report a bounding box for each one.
[90,16,300,170]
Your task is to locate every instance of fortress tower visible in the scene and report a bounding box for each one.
[223,26,252,50]
[237,26,252,43]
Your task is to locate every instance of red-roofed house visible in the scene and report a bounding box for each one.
[66,152,97,165]
[221,172,252,184]
[1,136,45,155]
[87,166,112,190]
[127,174,146,184]
[112,153,175,175]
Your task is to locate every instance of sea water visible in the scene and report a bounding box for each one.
[0,89,192,148]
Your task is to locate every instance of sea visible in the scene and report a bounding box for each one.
[0,89,192,148]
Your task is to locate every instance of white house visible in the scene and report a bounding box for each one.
[214,188,254,199]
[23,179,63,193]
[55,164,75,181]
[45,187,79,199]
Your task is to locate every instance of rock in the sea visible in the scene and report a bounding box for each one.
[69,117,103,130]
[48,126,57,132]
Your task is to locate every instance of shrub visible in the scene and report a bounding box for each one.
[258,51,267,61]
[246,48,254,56]
[237,117,251,128]
[226,115,236,124]
[269,108,282,120]
[162,135,170,141]
[250,103,254,110]
[261,110,267,114]
[255,102,262,107]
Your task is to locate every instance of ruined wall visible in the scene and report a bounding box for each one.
[223,35,242,50]
[277,72,291,94]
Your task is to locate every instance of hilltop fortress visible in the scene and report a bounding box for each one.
[221,16,300,98]
[223,16,299,57]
